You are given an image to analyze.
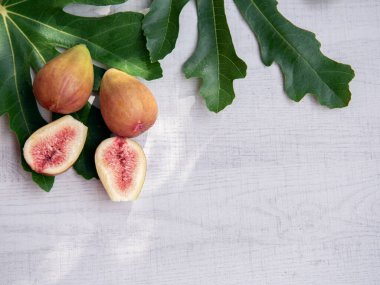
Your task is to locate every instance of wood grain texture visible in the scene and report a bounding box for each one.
[1,0,380,284]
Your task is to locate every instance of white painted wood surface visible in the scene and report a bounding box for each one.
[1,0,380,284]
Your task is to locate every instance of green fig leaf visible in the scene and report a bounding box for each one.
[0,15,55,191]
[93,66,106,92]
[183,0,247,113]
[0,0,161,190]
[234,0,355,107]
[143,0,190,62]
[31,172,55,192]
[72,104,111,180]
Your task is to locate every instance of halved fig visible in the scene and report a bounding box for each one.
[23,115,88,175]
[95,137,147,201]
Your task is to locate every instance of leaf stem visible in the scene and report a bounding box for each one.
[0,4,6,16]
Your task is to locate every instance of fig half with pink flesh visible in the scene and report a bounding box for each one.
[23,115,88,175]
[95,137,146,201]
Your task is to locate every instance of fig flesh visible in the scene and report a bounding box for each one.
[33,44,94,114]
[100,68,158,138]
[23,115,88,175]
[95,137,146,201]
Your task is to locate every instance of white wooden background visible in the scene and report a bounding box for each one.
[1,0,380,284]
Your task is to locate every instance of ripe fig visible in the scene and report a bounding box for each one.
[95,137,147,201]
[100,68,158,138]
[23,115,88,175]
[33,44,94,114]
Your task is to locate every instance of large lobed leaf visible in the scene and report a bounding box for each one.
[234,0,355,107]
[0,0,162,191]
[183,0,247,113]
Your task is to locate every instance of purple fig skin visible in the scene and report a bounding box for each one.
[33,44,94,114]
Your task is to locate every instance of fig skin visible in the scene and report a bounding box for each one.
[100,68,158,138]
[33,44,94,114]
[95,137,147,201]
[23,115,88,176]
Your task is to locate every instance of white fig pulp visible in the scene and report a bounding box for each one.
[95,137,146,201]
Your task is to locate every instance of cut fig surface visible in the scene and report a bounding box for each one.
[95,137,146,201]
[23,115,88,175]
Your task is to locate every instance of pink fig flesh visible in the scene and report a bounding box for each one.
[23,115,88,175]
[95,137,146,201]
[31,127,76,173]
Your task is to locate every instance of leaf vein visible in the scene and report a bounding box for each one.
[6,15,46,64]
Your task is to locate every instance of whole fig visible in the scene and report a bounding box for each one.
[100,68,158,138]
[33,44,94,114]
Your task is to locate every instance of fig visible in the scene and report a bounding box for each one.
[23,115,88,175]
[33,44,94,114]
[99,68,158,138]
[95,137,147,201]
